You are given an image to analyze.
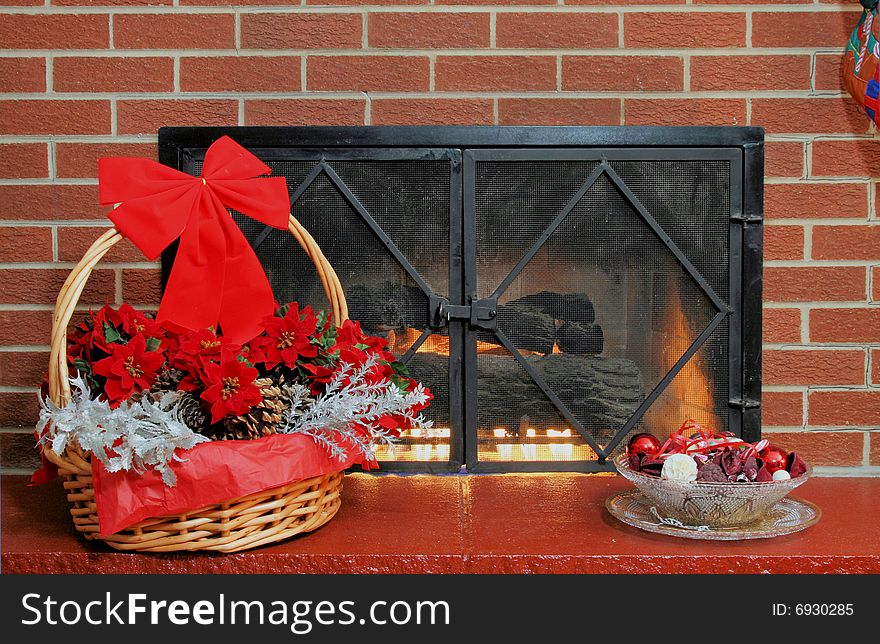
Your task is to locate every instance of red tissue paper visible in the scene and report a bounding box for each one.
[92,433,361,536]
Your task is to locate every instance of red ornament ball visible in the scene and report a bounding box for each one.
[627,433,661,457]
[760,446,789,474]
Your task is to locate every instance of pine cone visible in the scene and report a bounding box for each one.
[154,367,184,392]
[276,369,314,418]
[176,392,208,432]
[210,377,285,441]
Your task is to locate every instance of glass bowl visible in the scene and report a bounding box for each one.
[613,454,811,529]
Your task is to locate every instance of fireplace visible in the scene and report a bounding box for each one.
[159,126,764,473]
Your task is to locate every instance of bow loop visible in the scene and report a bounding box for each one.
[98,136,291,343]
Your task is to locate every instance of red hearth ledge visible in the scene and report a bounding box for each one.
[3,474,878,574]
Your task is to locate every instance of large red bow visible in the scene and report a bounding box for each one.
[98,136,290,344]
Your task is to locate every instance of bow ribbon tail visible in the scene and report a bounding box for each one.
[156,189,227,336]
[218,233,278,345]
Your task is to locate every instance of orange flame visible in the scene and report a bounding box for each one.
[644,279,720,434]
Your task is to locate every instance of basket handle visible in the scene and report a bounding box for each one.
[47,214,348,409]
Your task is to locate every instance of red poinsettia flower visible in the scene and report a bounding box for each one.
[201,359,263,424]
[257,303,320,369]
[92,334,165,406]
[116,303,163,340]
[170,328,240,390]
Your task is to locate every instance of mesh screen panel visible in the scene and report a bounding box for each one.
[473,159,730,462]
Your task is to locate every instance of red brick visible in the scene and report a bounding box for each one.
[0,227,52,262]
[0,58,45,93]
[624,12,746,48]
[810,308,880,343]
[244,99,365,126]
[691,55,811,91]
[0,0,44,5]
[0,310,52,346]
[765,141,804,178]
[0,431,42,470]
[762,391,803,427]
[763,349,865,385]
[694,0,810,3]
[370,12,490,48]
[241,12,362,49]
[870,432,880,464]
[762,431,863,466]
[625,99,746,126]
[498,98,620,126]
[764,183,867,219]
[0,101,111,136]
[117,99,238,135]
[874,266,880,302]
[55,143,156,180]
[0,185,104,221]
[181,0,298,4]
[0,393,40,428]
[815,53,844,91]
[0,352,48,388]
[0,269,114,306]
[114,13,234,49]
[765,225,804,260]
[55,0,172,4]
[54,57,173,93]
[873,349,880,386]
[810,390,880,427]
[752,98,870,135]
[436,56,555,91]
[57,226,145,263]
[372,99,494,125]
[0,144,48,179]
[763,308,801,343]
[753,11,856,48]
[122,268,162,305]
[764,266,866,302]
[564,56,683,91]
[568,0,680,3]
[812,139,880,178]
[308,56,429,91]
[312,0,426,4]
[0,14,108,49]
[496,12,617,48]
[812,225,880,260]
[436,0,548,4]
[180,57,300,92]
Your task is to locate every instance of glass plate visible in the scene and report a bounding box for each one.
[606,489,821,541]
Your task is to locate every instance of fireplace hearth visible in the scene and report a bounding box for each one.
[160,126,764,473]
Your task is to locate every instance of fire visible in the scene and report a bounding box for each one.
[387,327,535,357]
[644,279,720,434]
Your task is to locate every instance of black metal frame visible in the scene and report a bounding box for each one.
[159,126,764,474]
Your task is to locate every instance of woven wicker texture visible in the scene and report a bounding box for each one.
[42,216,349,553]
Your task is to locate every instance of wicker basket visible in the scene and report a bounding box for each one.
[42,215,351,553]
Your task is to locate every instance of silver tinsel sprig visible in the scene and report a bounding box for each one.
[38,376,209,485]
[280,354,432,462]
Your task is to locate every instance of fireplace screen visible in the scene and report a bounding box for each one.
[161,127,763,473]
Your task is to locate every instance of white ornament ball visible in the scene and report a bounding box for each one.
[772,469,791,481]
[661,453,698,482]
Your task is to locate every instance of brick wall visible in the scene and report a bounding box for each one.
[1,2,878,475]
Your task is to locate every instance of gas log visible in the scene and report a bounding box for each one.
[556,321,604,355]
[346,282,429,334]
[408,352,642,440]
[508,291,596,326]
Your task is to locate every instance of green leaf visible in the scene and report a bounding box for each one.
[276,303,291,318]
[145,336,162,352]
[102,323,122,344]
